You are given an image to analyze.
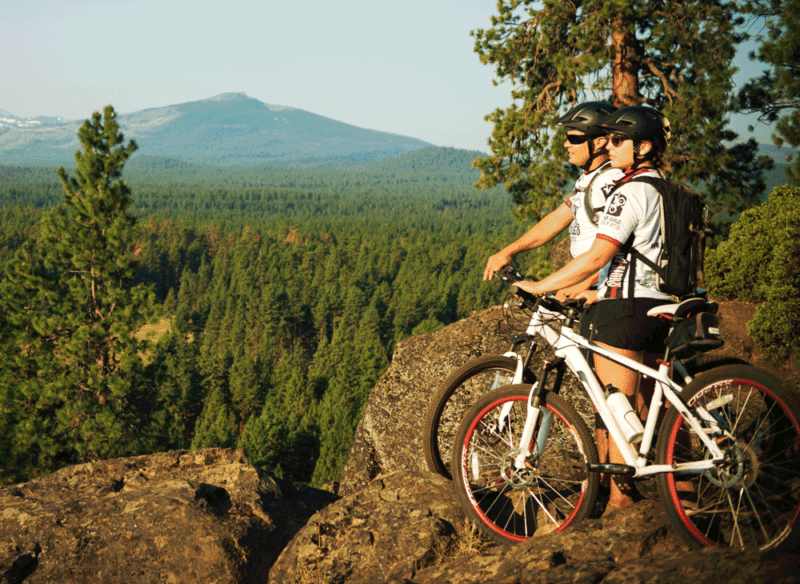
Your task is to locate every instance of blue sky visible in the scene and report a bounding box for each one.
[1,0,774,153]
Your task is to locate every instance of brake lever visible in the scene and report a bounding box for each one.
[496,265,525,283]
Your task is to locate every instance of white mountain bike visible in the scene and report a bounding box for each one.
[422,265,743,480]
[451,278,800,552]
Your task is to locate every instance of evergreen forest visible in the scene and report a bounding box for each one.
[0,128,547,486]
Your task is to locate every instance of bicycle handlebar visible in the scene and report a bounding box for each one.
[495,264,586,317]
[508,284,586,317]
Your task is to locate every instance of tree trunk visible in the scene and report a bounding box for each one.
[611,21,641,107]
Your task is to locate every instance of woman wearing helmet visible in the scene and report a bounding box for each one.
[483,101,623,302]
[515,105,672,510]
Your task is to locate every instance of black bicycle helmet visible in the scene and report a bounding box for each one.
[558,101,619,169]
[596,105,671,152]
[557,101,618,135]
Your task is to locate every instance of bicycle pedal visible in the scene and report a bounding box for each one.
[586,463,636,475]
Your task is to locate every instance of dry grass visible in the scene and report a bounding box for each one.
[134,317,173,364]
[428,520,493,566]
[135,317,173,342]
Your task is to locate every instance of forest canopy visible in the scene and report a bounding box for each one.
[0,136,550,486]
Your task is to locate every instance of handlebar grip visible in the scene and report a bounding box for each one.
[562,297,587,309]
[496,265,526,283]
[509,285,537,304]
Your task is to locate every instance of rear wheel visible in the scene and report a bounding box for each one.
[656,364,800,552]
[422,355,534,478]
[451,384,599,544]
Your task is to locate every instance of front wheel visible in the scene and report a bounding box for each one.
[656,364,800,553]
[452,384,599,544]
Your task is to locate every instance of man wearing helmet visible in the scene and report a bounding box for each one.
[483,101,623,302]
[515,105,673,510]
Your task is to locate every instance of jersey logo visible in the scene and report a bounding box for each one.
[606,193,627,217]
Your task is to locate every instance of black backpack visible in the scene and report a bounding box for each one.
[624,176,708,298]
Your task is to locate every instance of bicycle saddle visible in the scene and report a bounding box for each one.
[646,297,716,319]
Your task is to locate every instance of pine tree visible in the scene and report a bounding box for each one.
[146,331,201,449]
[736,0,800,184]
[190,386,237,449]
[0,106,156,481]
[472,0,766,223]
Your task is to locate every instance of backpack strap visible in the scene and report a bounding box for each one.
[624,175,666,276]
[583,161,614,226]
[610,172,664,308]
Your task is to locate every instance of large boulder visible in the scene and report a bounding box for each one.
[271,471,800,584]
[410,498,800,584]
[268,470,466,584]
[0,448,336,584]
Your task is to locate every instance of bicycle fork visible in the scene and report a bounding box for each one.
[498,359,559,470]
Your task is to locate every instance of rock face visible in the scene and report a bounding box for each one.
[0,448,336,584]
[268,470,467,584]
[407,499,800,584]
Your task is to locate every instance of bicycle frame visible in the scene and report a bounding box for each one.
[512,303,726,477]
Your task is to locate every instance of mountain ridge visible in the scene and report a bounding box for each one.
[0,92,433,167]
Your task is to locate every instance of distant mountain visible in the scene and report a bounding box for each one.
[0,110,67,128]
[0,93,432,167]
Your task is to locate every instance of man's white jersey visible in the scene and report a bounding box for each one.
[565,162,625,258]
[596,169,672,301]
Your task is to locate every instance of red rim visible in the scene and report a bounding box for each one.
[664,378,800,549]
[459,395,586,541]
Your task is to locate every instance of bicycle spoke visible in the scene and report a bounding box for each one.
[743,485,777,546]
[658,368,800,552]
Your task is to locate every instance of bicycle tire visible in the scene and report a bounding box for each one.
[655,364,800,552]
[422,355,535,479]
[451,384,600,544]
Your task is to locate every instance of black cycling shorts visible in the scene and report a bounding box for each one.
[591,298,670,353]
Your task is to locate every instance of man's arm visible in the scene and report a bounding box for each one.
[515,238,618,296]
[483,203,573,281]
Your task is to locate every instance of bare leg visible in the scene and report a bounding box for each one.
[594,342,644,509]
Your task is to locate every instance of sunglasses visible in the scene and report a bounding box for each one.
[608,134,632,148]
[566,134,593,145]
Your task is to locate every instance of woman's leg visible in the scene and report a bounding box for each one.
[593,342,644,508]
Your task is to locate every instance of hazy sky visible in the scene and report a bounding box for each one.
[1,0,772,153]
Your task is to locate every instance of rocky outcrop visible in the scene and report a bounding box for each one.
[0,448,336,584]
[408,499,800,584]
[268,471,467,584]
[270,479,800,584]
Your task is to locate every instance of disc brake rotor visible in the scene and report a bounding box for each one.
[500,448,536,488]
[704,439,759,489]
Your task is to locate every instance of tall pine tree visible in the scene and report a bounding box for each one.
[0,106,156,482]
